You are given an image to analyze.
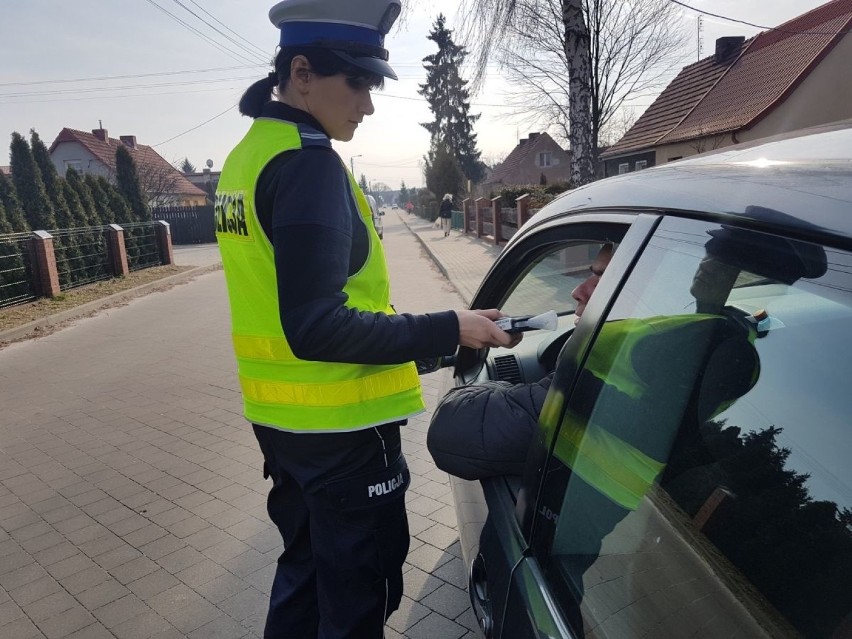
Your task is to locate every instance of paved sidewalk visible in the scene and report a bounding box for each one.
[0,214,502,639]
[395,212,504,305]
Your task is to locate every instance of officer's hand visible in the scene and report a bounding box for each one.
[456,309,523,349]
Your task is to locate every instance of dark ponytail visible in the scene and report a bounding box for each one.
[238,47,384,118]
[238,72,279,118]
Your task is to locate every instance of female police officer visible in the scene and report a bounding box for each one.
[215,1,518,637]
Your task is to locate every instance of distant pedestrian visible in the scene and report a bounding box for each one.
[439,193,453,237]
[214,0,521,636]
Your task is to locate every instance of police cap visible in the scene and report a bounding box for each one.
[269,0,401,80]
[706,206,828,284]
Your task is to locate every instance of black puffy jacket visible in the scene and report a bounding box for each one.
[426,375,552,480]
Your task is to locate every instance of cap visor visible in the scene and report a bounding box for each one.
[332,50,397,80]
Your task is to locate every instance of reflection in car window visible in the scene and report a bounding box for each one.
[499,242,607,318]
[539,217,852,638]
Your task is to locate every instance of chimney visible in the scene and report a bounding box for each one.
[528,132,541,140]
[715,36,745,62]
[92,128,109,142]
[119,135,137,148]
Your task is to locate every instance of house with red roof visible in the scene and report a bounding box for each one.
[485,132,572,189]
[601,0,852,176]
[49,127,207,206]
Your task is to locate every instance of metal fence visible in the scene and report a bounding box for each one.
[0,220,169,309]
[0,233,36,309]
[52,227,112,291]
[152,205,215,244]
[123,222,161,272]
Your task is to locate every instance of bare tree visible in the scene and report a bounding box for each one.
[137,163,182,207]
[688,126,729,154]
[459,0,687,185]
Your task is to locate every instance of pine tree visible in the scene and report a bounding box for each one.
[398,181,408,207]
[0,199,30,306]
[65,168,99,227]
[424,141,465,205]
[180,157,196,173]
[0,199,10,234]
[9,132,57,231]
[359,174,369,193]
[418,14,485,184]
[98,177,132,224]
[29,130,79,285]
[84,174,114,225]
[30,130,70,226]
[0,170,29,232]
[115,145,149,222]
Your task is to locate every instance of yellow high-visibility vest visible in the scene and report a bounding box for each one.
[544,315,757,509]
[215,118,424,432]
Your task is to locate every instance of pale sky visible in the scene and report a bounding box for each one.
[0,0,831,188]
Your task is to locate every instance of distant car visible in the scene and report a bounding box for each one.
[366,194,383,239]
[446,121,852,638]
[392,204,398,209]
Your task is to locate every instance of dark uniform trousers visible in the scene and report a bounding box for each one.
[252,421,411,639]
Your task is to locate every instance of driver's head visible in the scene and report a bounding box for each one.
[571,243,614,325]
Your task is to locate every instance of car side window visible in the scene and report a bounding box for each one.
[536,216,852,638]
[499,242,606,319]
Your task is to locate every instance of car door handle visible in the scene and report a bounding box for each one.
[470,553,494,637]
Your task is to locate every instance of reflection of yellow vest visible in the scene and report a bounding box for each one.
[542,315,754,509]
[215,118,424,432]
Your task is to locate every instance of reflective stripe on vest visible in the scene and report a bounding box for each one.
[216,118,424,431]
[558,415,666,510]
[550,315,739,510]
[240,364,421,407]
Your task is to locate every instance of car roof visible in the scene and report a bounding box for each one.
[532,120,852,245]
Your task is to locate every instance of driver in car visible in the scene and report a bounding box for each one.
[427,212,827,488]
[426,243,614,480]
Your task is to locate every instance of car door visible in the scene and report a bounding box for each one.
[452,212,657,638]
[514,215,852,639]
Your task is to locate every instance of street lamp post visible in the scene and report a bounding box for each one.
[349,154,362,176]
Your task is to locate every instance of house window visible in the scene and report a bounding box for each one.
[618,163,629,174]
[635,160,648,170]
[538,152,553,167]
[64,160,82,173]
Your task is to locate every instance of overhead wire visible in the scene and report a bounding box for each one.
[169,0,269,63]
[185,0,271,59]
[668,0,852,35]
[153,104,238,146]
[140,0,260,65]
[0,65,265,88]
[0,76,259,100]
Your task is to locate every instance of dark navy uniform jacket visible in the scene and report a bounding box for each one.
[255,101,458,365]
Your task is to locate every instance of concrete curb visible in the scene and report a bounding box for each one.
[0,262,222,344]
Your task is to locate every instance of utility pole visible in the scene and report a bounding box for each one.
[350,154,362,175]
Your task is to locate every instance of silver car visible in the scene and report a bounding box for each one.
[445,121,852,638]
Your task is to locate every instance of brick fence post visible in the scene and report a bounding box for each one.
[475,197,487,238]
[155,221,174,265]
[516,193,531,227]
[491,196,502,245]
[30,231,61,298]
[108,224,130,277]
